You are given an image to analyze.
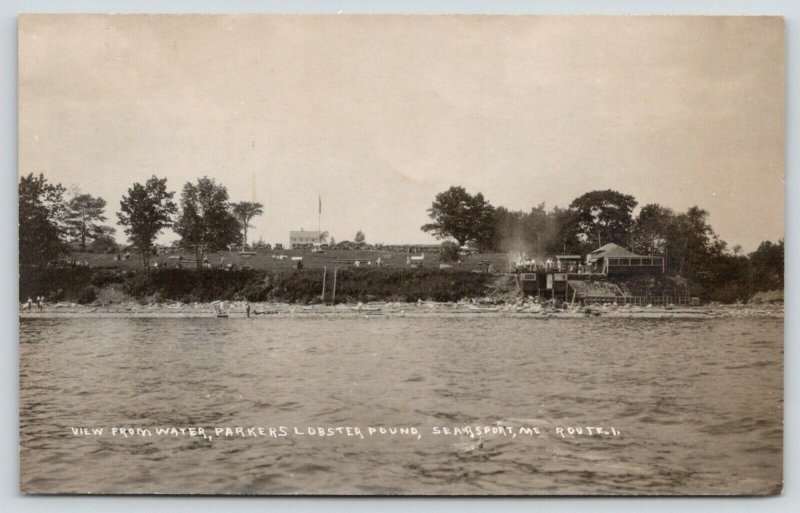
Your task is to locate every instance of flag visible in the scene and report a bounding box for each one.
[319,195,322,214]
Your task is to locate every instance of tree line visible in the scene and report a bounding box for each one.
[18,174,784,300]
[422,186,783,301]
[19,173,264,270]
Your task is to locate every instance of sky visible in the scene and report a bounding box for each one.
[18,14,785,251]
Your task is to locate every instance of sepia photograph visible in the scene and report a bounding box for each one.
[18,14,784,495]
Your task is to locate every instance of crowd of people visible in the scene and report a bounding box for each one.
[512,254,587,274]
[23,296,45,311]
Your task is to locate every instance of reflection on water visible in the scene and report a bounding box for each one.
[20,316,783,494]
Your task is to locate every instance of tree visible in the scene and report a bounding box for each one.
[568,190,637,248]
[440,241,460,262]
[548,206,583,255]
[632,204,675,255]
[19,173,68,267]
[88,226,119,254]
[329,237,336,246]
[732,244,743,257]
[525,204,559,255]
[665,206,725,279]
[490,206,525,253]
[354,230,366,244]
[117,176,178,268]
[749,239,784,292]
[252,237,271,250]
[421,186,496,249]
[65,192,108,250]
[173,177,241,269]
[231,201,264,248]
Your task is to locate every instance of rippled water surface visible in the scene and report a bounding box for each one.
[20,316,783,495]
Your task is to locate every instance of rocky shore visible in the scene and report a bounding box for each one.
[19,299,784,320]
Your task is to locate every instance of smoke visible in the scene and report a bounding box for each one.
[494,206,567,264]
[501,233,555,265]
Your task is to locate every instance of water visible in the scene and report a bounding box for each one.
[19,315,783,495]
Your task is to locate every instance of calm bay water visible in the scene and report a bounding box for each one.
[20,315,783,495]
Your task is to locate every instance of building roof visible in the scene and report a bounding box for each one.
[587,243,640,261]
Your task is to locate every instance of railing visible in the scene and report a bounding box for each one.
[582,295,692,306]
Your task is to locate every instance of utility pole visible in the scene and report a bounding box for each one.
[321,266,327,302]
[747,256,752,302]
[331,266,338,305]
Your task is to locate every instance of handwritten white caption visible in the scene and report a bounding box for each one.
[70,425,620,441]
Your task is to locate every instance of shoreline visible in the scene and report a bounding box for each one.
[19,301,784,320]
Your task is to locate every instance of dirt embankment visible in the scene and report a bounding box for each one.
[749,289,783,304]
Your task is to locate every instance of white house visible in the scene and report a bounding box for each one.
[289,230,324,249]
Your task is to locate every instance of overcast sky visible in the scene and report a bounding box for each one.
[19,14,784,251]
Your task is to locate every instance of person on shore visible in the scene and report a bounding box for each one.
[245,302,251,318]
[36,296,42,311]
[25,297,33,311]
